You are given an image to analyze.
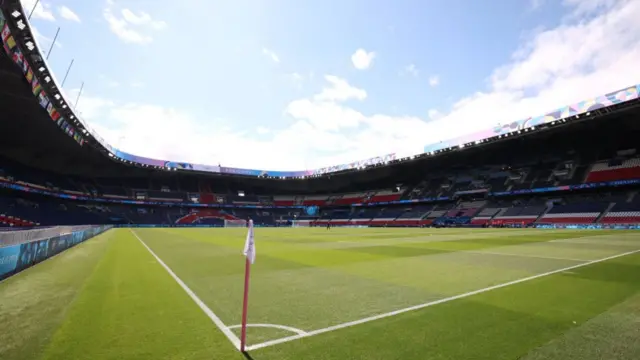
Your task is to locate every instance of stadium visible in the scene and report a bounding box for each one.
[2,1,640,360]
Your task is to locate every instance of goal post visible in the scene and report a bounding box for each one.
[291,220,311,227]
[224,219,248,228]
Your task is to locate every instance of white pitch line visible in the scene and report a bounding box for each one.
[131,230,241,350]
[227,323,308,336]
[465,250,589,262]
[245,248,640,351]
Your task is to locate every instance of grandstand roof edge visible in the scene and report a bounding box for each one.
[1,2,639,179]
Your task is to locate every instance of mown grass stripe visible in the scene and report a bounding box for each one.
[247,248,640,351]
[131,230,242,349]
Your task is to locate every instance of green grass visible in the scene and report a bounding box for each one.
[1,227,640,359]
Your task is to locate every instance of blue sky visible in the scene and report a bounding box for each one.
[22,0,640,170]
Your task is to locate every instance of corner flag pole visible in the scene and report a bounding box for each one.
[240,219,255,352]
[240,256,251,351]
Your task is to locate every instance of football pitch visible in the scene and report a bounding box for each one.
[2,227,640,360]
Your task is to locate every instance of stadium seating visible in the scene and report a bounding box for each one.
[3,142,640,228]
[301,195,329,206]
[470,208,503,225]
[538,201,608,224]
[0,214,37,227]
[331,192,369,206]
[369,210,404,226]
[175,209,240,225]
[390,206,433,226]
[350,208,380,225]
[486,176,509,193]
[586,157,640,182]
[600,200,640,224]
[273,195,296,206]
[492,205,546,225]
[367,190,402,203]
[1,195,105,226]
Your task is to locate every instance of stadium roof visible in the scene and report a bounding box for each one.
[1,1,640,180]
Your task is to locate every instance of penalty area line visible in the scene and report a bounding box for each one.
[130,230,241,350]
[245,248,640,352]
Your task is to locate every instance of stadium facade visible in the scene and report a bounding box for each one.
[1,1,640,230]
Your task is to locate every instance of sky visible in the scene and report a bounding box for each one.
[20,0,640,171]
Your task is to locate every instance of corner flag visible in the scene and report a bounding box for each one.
[240,219,255,352]
[243,219,256,264]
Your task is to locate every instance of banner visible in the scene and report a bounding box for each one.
[0,226,111,280]
[0,245,20,279]
[25,68,33,83]
[31,77,41,95]
[535,224,640,230]
[1,23,9,42]
[38,91,49,109]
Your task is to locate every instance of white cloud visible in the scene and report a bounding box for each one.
[262,48,280,63]
[74,94,115,120]
[130,81,144,88]
[351,48,376,70]
[81,0,640,170]
[256,126,270,134]
[103,1,166,44]
[313,75,367,102]
[563,0,617,17]
[402,64,419,77]
[120,9,166,30]
[287,72,305,90]
[429,75,440,87]
[428,109,442,120]
[22,0,55,21]
[59,6,80,22]
[99,74,120,88]
[530,0,545,10]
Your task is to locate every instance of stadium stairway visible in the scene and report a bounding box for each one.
[534,203,555,223]
[599,200,640,224]
[470,207,503,225]
[595,202,616,223]
[491,205,545,225]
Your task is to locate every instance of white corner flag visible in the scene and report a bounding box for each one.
[243,219,256,264]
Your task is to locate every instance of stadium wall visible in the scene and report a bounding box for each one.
[0,225,111,280]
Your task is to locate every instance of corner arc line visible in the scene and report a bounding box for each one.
[227,323,308,336]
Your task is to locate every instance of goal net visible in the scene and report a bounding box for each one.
[291,220,311,227]
[224,219,248,228]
